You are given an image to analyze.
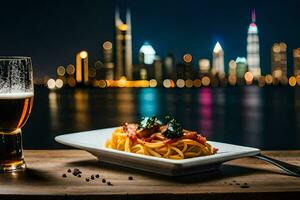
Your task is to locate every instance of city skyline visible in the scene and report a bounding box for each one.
[0,0,299,78]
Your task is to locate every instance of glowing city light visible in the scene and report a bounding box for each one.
[185,79,193,88]
[201,76,211,87]
[103,41,112,50]
[119,24,128,31]
[213,42,223,53]
[47,79,56,89]
[193,79,202,87]
[176,79,185,88]
[139,42,156,65]
[163,79,172,88]
[80,51,88,59]
[66,64,75,75]
[183,54,192,63]
[265,74,273,85]
[98,80,107,88]
[289,76,297,87]
[55,79,64,89]
[244,72,254,83]
[149,79,157,87]
[57,66,66,76]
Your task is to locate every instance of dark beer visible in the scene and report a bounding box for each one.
[0,93,34,170]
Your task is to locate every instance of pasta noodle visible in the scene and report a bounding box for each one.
[106,123,218,160]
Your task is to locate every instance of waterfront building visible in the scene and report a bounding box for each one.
[139,42,156,65]
[115,8,133,80]
[153,56,162,82]
[228,60,237,76]
[212,42,225,76]
[199,59,211,74]
[271,42,287,79]
[76,51,89,85]
[102,41,114,80]
[236,57,247,79]
[293,48,300,76]
[164,54,175,79]
[247,10,261,79]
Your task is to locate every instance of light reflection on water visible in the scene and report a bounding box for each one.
[23,87,300,150]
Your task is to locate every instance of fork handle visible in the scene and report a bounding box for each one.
[253,154,300,177]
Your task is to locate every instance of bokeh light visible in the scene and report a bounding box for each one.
[289,76,297,87]
[149,79,158,87]
[55,79,64,89]
[47,79,56,89]
[201,76,211,87]
[176,79,185,88]
[183,54,192,63]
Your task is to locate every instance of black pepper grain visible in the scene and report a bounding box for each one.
[107,181,113,186]
[102,179,106,183]
[91,175,95,180]
[62,174,67,178]
[95,174,100,178]
[67,169,72,173]
[86,178,90,182]
[128,176,133,180]
[77,174,81,178]
[240,185,250,188]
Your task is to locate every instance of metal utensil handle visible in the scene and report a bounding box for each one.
[253,154,300,177]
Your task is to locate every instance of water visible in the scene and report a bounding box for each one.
[22,87,300,150]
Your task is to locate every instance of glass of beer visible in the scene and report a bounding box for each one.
[0,57,34,172]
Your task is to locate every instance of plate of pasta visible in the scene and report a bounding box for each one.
[55,116,260,176]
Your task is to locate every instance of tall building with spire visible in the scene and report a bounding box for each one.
[212,42,224,76]
[247,10,261,78]
[115,8,133,80]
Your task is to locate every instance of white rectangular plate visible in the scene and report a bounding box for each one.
[55,127,260,176]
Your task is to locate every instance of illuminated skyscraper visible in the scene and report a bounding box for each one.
[293,48,300,76]
[212,42,224,76]
[247,10,261,78]
[102,41,114,80]
[115,8,133,80]
[236,57,247,79]
[164,54,175,79]
[139,42,156,65]
[153,56,162,82]
[271,42,287,79]
[76,51,89,85]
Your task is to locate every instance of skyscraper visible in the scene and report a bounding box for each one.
[236,57,247,79]
[76,51,89,85]
[198,59,210,74]
[102,41,114,80]
[115,8,133,80]
[293,48,300,76]
[247,10,261,78]
[164,54,175,80]
[212,42,224,76]
[271,42,287,79]
[139,42,156,65]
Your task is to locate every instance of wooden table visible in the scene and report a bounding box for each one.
[0,150,299,200]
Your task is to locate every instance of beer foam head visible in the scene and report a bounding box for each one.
[0,92,34,99]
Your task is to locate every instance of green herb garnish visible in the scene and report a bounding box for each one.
[138,116,161,129]
[163,116,183,139]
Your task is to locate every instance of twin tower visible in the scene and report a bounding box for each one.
[115,8,133,80]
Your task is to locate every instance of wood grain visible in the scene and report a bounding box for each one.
[0,150,299,200]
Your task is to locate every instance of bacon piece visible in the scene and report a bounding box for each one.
[136,124,160,138]
[182,131,198,140]
[123,123,138,137]
[197,135,207,145]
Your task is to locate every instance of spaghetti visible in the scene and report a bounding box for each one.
[105,116,218,160]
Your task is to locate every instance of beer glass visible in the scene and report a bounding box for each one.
[0,57,34,172]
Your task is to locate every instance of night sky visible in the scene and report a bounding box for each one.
[0,0,299,77]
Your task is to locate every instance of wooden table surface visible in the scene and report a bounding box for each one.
[0,150,299,200]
